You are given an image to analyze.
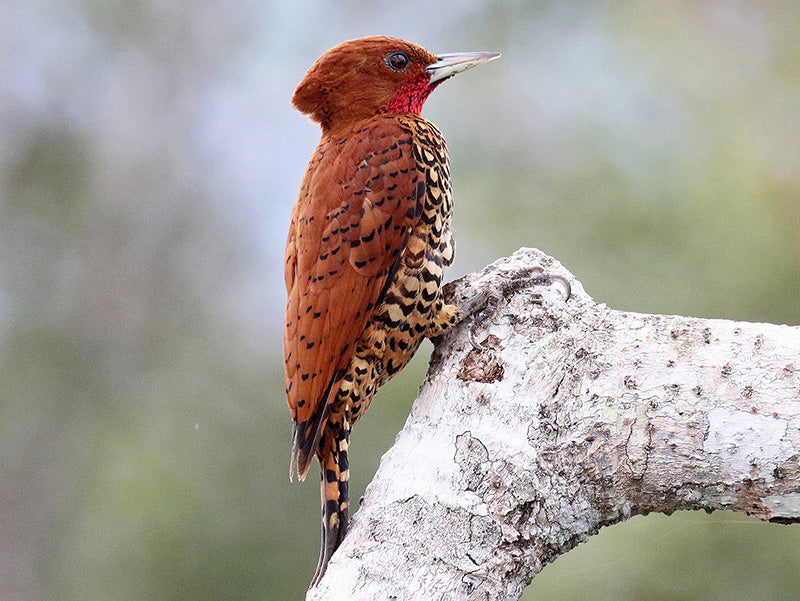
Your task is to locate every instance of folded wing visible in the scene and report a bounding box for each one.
[284,119,424,479]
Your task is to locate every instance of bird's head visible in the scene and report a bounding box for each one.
[292,36,500,134]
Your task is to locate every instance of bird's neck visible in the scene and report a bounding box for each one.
[320,75,439,138]
[383,73,440,115]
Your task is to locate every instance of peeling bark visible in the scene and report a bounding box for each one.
[307,248,800,601]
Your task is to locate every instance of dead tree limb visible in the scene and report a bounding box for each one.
[307,248,800,601]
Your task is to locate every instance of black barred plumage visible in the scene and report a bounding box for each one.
[285,36,499,587]
[309,114,460,583]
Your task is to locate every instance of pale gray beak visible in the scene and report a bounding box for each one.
[426,51,501,84]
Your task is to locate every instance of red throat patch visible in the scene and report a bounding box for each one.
[383,73,439,115]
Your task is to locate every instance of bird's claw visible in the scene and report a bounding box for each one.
[468,324,486,351]
[460,267,570,350]
[545,273,571,299]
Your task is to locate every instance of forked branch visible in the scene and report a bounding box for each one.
[308,248,800,601]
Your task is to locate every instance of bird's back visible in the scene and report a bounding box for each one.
[284,36,500,587]
[284,113,455,477]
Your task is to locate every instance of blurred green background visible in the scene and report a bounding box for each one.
[2,1,799,600]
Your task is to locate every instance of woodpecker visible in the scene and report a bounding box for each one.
[284,36,499,586]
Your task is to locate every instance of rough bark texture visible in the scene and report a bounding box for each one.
[307,248,800,601]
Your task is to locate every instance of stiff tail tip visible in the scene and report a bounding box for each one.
[309,435,350,588]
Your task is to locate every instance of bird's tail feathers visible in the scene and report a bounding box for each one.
[309,426,350,588]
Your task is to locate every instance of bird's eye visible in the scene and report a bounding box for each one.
[387,51,410,72]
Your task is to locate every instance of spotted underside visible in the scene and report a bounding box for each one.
[284,112,457,475]
[283,112,458,583]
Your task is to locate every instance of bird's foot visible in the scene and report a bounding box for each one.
[459,267,570,350]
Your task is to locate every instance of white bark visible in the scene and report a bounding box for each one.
[307,248,800,601]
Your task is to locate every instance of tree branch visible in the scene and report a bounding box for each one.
[307,248,800,601]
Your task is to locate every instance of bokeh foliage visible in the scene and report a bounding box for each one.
[1,1,799,600]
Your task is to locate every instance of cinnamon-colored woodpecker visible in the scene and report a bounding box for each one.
[284,36,499,586]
